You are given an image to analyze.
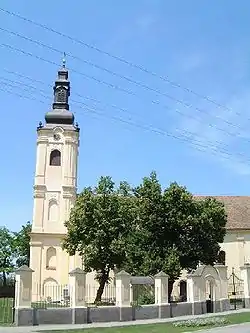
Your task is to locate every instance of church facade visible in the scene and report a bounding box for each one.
[29,65,250,301]
[29,64,85,300]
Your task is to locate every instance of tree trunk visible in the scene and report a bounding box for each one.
[94,270,110,303]
[2,271,6,287]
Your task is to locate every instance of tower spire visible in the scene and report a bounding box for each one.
[44,57,75,125]
[62,52,66,68]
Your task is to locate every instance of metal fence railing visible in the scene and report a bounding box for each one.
[32,283,71,308]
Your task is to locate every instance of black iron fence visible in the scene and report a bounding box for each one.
[228,268,245,310]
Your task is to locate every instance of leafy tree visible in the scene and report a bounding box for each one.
[14,221,32,267]
[63,176,136,303]
[123,172,227,297]
[0,227,15,286]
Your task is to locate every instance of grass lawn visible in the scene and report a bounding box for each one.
[45,312,250,333]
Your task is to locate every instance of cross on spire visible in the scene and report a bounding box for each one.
[62,52,66,68]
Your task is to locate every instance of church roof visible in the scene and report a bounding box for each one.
[195,196,250,230]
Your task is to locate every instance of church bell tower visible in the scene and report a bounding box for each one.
[29,61,82,295]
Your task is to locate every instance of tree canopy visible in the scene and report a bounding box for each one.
[0,227,16,286]
[0,221,31,285]
[63,172,227,301]
[14,221,32,267]
[63,176,137,302]
[123,172,227,295]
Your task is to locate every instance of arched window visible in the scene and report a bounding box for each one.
[49,150,61,166]
[57,87,67,103]
[43,278,59,301]
[48,200,58,222]
[218,250,226,265]
[46,247,56,270]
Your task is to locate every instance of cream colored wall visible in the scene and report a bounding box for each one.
[30,125,82,301]
[220,230,250,277]
[172,230,250,300]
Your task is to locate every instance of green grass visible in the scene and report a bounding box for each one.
[45,312,250,333]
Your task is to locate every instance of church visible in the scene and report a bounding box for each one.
[29,63,250,300]
[29,62,98,301]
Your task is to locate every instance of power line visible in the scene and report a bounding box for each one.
[0,6,239,116]
[0,72,235,151]
[0,43,243,140]
[0,86,46,104]
[0,77,249,164]
[0,27,244,130]
[0,43,136,97]
[2,68,138,119]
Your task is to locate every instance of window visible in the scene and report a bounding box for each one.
[57,87,66,103]
[218,250,226,265]
[49,150,61,166]
[46,247,56,270]
[48,200,58,222]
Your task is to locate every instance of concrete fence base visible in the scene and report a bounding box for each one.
[14,299,234,327]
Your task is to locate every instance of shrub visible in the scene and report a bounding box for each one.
[133,285,155,305]
[137,292,155,305]
[173,317,229,328]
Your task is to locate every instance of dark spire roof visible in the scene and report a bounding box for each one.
[45,58,74,125]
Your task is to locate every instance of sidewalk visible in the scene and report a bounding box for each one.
[0,308,249,333]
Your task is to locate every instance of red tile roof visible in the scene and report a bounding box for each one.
[195,196,250,230]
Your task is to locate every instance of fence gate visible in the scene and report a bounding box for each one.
[0,281,15,325]
[228,268,244,310]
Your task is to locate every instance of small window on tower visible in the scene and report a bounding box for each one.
[57,87,66,103]
[49,150,61,166]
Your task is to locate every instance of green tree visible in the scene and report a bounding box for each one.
[0,227,15,286]
[124,172,227,297]
[63,176,136,303]
[14,221,32,267]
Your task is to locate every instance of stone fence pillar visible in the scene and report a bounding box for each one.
[154,271,169,304]
[115,270,131,307]
[240,263,250,308]
[214,264,230,311]
[15,265,34,326]
[115,270,132,321]
[154,271,170,319]
[15,265,34,309]
[187,273,204,315]
[214,264,228,300]
[187,274,201,303]
[69,268,87,324]
[69,268,86,308]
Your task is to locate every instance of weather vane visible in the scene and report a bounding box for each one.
[62,52,66,67]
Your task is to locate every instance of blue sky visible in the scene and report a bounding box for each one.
[1,0,250,231]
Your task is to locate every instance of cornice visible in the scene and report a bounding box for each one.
[33,184,47,198]
[34,184,47,192]
[62,185,77,192]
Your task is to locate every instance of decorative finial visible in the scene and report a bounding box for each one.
[75,122,80,132]
[37,121,43,130]
[62,52,66,68]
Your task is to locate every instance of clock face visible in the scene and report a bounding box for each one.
[53,134,61,141]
